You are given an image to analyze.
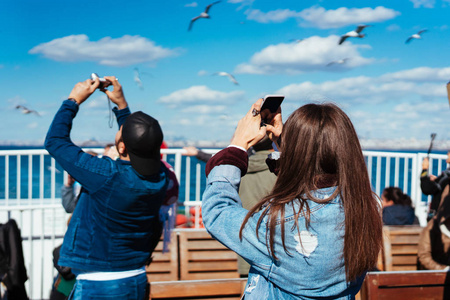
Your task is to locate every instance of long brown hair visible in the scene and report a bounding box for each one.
[239,103,382,281]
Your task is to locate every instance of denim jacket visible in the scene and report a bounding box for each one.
[202,153,364,299]
[45,100,169,272]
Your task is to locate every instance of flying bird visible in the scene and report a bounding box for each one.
[15,105,41,116]
[339,25,371,45]
[289,38,303,43]
[188,1,221,31]
[326,58,349,67]
[405,29,428,44]
[213,72,239,85]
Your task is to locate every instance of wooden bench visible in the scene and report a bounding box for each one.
[360,270,450,299]
[146,231,179,282]
[380,225,423,271]
[178,229,240,280]
[149,278,247,300]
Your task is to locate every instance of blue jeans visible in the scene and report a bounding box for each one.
[68,273,148,300]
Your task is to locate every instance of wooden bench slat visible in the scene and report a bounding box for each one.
[188,261,238,272]
[391,255,418,265]
[361,271,450,300]
[179,229,240,280]
[391,245,418,254]
[150,278,246,298]
[187,240,229,250]
[189,250,238,261]
[381,226,422,271]
[182,272,240,280]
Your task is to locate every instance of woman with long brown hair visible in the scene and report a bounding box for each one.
[202,99,382,299]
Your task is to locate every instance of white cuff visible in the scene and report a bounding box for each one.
[227,145,247,153]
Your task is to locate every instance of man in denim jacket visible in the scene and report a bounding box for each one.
[45,76,170,300]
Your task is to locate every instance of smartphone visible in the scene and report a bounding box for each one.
[260,95,284,124]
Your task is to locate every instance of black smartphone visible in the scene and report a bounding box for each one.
[260,95,284,125]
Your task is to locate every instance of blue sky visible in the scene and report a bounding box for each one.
[1,0,450,147]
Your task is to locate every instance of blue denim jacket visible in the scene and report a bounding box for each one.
[202,164,364,299]
[45,100,169,272]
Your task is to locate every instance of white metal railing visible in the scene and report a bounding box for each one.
[0,148,447,299]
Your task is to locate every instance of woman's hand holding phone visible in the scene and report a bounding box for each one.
[265,106,283,148]
[230,99,267,150]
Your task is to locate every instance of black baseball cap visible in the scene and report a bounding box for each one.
[122,111,163,176]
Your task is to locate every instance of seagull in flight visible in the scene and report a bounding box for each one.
[326,58,349,67]
[188,1,221,31]
[15,105,41,116]
[213,72,239,85]
[405,29,428,44]
[339,25,371,45]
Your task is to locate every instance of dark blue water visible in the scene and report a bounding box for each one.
[0,146,447,204]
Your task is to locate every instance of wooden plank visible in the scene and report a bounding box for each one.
[150,278,246,298]
[375,288,445,300]
[146,231,179,281]
[360,271,450,300]
[391,245,418,254]
[189,250,238,261]
[147,262,176,272]
[183,272,240,280]
[188,261,237,272]
[179,230,240,280]
[390,235,420,244]
[147,273,178,282]
[391,255,418,265]
[391,265,417,271]
[373,271,449,286]
[188,240,229,250]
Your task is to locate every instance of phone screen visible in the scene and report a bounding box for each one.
[260,95,284,124]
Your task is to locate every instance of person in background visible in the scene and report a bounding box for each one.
[418,196,450,270]
[421,152,450,220]
[45,75,173,300]
[202,99,382,299]
[237,136,277,277]
[381,187,419,225]
[60,151,97,214]
[183,146,212,163]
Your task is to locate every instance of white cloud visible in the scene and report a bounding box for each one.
[27,122,39,129]
[244,6,399,28]
[386,24,401,31]
[298,6,400,29]
[85,95,109,109]
[157,85,245,106]
[245,9,301,23]
[185,2,198,7]
[276,66,450,104]
[235,35,374,75]
[228,0,254,10]
[381,67,450,82]
[29,35,179,67]
[198,70,209,76]
[181,105,227,114]
[410,0,435,8]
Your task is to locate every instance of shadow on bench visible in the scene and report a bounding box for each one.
[361,270,450,300]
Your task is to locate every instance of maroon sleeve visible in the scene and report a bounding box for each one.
[205,147,248,177]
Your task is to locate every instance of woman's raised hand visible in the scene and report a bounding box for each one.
[230,99,267,150]
[265,106,283,147]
